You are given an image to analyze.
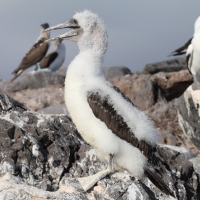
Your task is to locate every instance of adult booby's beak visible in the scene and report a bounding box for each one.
[44,19,82,42]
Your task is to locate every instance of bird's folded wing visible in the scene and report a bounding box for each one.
[87,86,174,195]
[87,85,156,160]
[39,52,58,69]
[169,37,192,56]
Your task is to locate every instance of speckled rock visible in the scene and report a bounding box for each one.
[177,86,200,151]
[0,93,199,199]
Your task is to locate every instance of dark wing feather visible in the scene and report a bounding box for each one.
[186,46,193,76]
[87,86,174,196]
[169,38,192,57]
[87,86,155,159]
[12,39,49,75]
[39,52,58,69]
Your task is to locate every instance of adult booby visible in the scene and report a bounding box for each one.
[186,16,200,89]
[168,38,192,56]
[36,38,65,71]
[10,23,50,82]
[45,10,173,195]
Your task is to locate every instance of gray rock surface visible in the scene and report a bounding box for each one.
[162,144,195,159]
[143,57,187,74]
[38,104,68,115]
[0,173,87,200]
[102,66,132,80]
[177,86,200,151]
[0,93,199,199]
[189,157,200,174]
[8,71,65,92]
[56,66,67,76]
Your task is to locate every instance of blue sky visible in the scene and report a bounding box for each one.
[1,1,200,80]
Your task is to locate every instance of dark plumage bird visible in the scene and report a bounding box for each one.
[10,23,50,82]
[36,38,65,72]
[168,38,192,57]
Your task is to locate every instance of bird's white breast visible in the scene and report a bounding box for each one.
[64,51,151,178]
[191,32,200,74]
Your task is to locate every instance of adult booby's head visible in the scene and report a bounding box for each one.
[37,23,50,42]
[45,10,108,57]
[41,23,49,29]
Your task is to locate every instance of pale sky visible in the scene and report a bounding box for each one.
[1,1,200,80]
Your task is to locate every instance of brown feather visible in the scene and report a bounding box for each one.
[87,86,174,196]
[87,86,155,159]
[169,38,192,56]
[12,39,49,75]
[39,52,58,69]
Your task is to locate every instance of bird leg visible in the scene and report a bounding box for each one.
[35,63,41,71]
[78,153,114,191]
[35,63,49,71]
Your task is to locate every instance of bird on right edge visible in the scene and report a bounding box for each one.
[186,16,200,90]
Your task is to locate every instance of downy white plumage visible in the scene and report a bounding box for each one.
[45,10,174,194]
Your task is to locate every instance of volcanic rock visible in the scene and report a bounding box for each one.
[0,93,199,199]
[143,57,187,74]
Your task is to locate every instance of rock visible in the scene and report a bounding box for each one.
[0,173,87,200]
[110,73,157,111]
[103,66,132,80]
[177,86,200,151]
[0,80,9,93]
[189,157,200,174]
[38,104,68,115]
[151,70,192,101]
[146,100,198,155]
[0,93,83,191]
[162,145,194,159]
[0,93,199,199]
[110,70,192,110]
[7,85,65,111]
[56,66,67,76]
[8,71,65,92]
[143,57,187,74]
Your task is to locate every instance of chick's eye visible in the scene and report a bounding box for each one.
[73,19,78,24]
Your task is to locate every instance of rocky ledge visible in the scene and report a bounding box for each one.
[0,93,199,200]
